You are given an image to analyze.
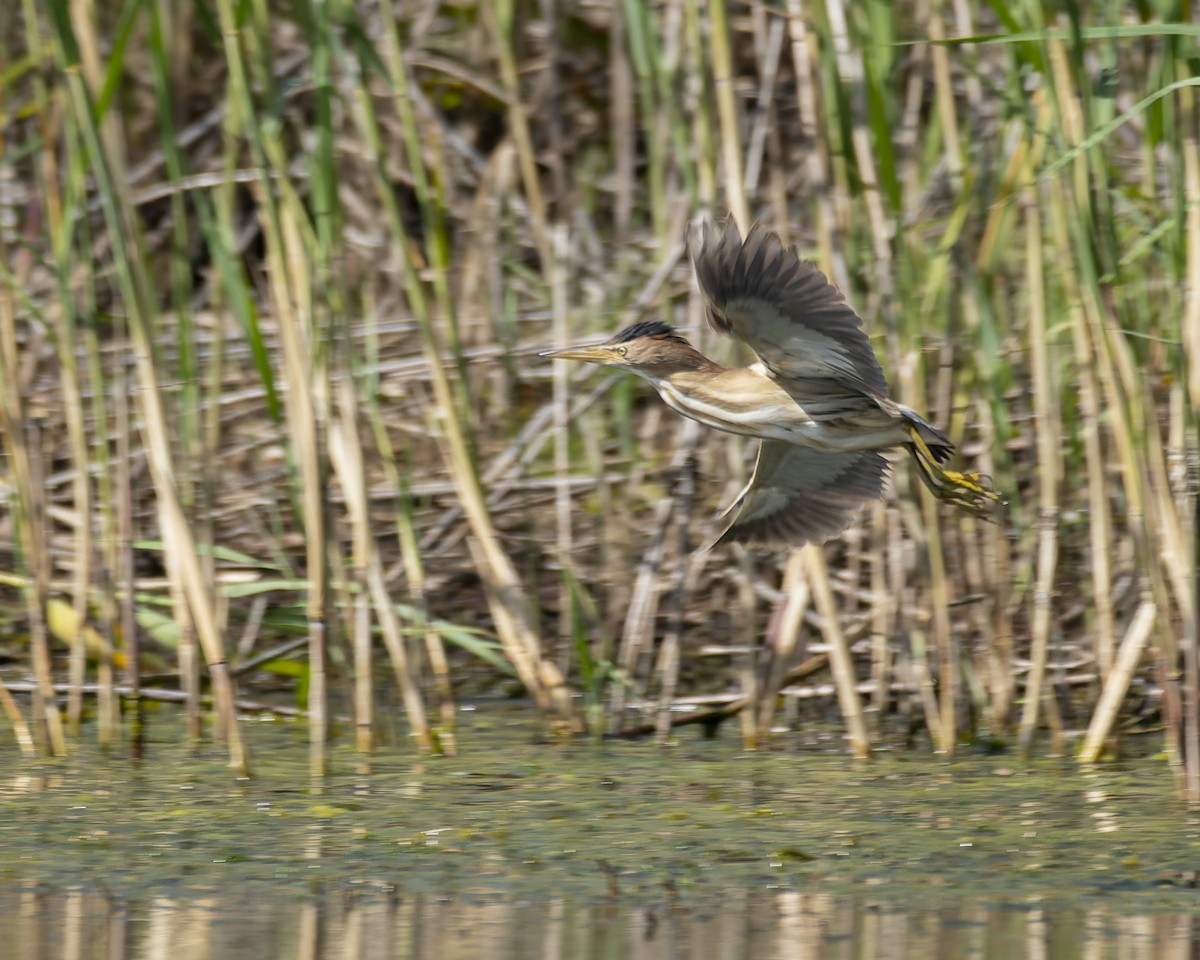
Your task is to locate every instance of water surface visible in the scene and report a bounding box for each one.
[2,707,1198,957]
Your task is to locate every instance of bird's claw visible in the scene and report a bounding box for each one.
[928,468,1007,520]
[907,427,1007,521]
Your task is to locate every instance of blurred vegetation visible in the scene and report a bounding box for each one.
[0,1,1197,791]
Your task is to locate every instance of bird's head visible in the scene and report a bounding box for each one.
[543,321,705,375]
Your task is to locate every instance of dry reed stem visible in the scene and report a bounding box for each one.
[707,0,749,230]
[331,375,377,753]
[55,304,91,736]
[755,550,810,737]
[611,488,677,728]
[1179,92,1200,800]
[380,0,569,727]
[336,345,432,753]
[1079,599,1157,764]
[867,504,892,720]
[923,496,955,754]
[550,224,575,673]
[826,0,890,274]
[654,451,699,745]
[266,196,330,776]
[1018,192,1060,759]
[367,559,434,754]
[24,419,66,756]
[785,0,839,280]
[487,0,550,271]
[806,547,870,760]
[69,30,247,772]
[609,0,634,243]
[111,366,138,754]
[0,677,34,757]
[0,246,65,756]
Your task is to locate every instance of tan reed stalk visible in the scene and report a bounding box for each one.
[367,557,434,755]
[334,336,433,753]
[1031,87,1116,693]
[209,0,332,771]
[1079,599,1157,764]
[910,627,944,750]
[147,0,206,742]
[312,0,351,766]
[825,0,891,277]
[733,549,761,749]
[655,455,700,745]
[1061,251,1115,682]
[272,203,330,775]
[785,0,839,276]
[1181,98,1200,801]
[1017,192,1062,759]
[550,224,576,685]
[742,9,783,198]
[0,237,65,755]
[750,13,789,230]
[0,677,34,758]
[755,550,810,737]
[23,419,65,756]
[53,293,91,736]
[330,375,376,754]
[54,3,247,772]
[977,402,1015,736]
[610,0,634,242]
[168,574,200,741]
[922,495,955,754]
[706,0,749,229]
[611,495,676,728]
[3,118,74,752]
[1134,363,1193,633]
[1048,35,1191,762]
[787,1,896,754]
[683,0,716,207]
[360,291,452,750]
[1184,485,1200,800]
[368,7,571,728]
[792,1,894,736]
[486,0,550,269]
[927,1,964,192]
[614,0,668,238]
[375,441,451,753]
[112,363,140,755]
[807,546,871,760]
[868,503,892,720]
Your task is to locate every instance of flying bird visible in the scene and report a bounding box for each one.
[545,219,1004,547]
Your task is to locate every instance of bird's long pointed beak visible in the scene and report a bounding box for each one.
[541,345,617,364]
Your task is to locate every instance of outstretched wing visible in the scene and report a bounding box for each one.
[713,442,889,547]
[690,218,890,400]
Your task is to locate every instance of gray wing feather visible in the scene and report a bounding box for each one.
[713,442,889,547]
[690,218,890,399]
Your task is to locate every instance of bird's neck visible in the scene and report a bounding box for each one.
[659,345,725,375]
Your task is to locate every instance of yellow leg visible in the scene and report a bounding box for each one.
[906,425,1006,519]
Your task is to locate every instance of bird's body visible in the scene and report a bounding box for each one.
[546,219,1003,547]
[652,364,907,450]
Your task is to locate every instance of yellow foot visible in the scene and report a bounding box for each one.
[906,427,1007,520]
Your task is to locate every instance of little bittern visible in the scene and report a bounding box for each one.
[546,219,1004,547]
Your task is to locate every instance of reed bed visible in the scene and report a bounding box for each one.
[0,2,1197,792]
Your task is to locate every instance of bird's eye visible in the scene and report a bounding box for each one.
[616,346,628,357]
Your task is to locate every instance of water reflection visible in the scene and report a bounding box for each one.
[3,885,1196,960]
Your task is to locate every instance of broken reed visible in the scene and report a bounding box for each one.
[0,2,1196,791]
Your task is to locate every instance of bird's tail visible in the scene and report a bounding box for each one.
[899,406,954,464]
